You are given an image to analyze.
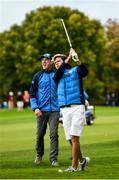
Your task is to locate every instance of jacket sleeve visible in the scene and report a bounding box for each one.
[53,63,67,85]
[29,73,39,111]
[77,63,88,77]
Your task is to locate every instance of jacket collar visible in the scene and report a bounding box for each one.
[65,63,71,69]
[43,69,54,73]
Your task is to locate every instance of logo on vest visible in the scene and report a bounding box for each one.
[69,70,73,74]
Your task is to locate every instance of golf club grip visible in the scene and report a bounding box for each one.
[60,19,72,48]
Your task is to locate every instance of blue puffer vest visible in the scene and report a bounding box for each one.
[30,70,59,112]
[57,66,84,107]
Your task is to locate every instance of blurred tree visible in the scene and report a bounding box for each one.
[0,6,107,104]
[0,25,24,97]
[104,19,119,105]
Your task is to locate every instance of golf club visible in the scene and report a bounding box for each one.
[60,19,79,62]
[60,18,72,48]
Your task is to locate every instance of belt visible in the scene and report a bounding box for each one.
[60,105,71,108]
[61,104,81,108]
[60,104,82,108]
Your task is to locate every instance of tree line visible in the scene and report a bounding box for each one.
[0,6,119,105]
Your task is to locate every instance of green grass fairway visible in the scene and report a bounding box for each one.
[0,107,119,179]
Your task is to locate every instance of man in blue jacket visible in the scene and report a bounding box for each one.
[29,53,59,166]
[53,48,90,172]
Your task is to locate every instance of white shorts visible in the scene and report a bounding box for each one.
[60,105,85,140]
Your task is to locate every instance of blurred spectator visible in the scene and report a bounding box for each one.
[106,93,111,106]
[23,90,30,108]
[106,93,116,106]
[16,91,23,111]
[8,91,14,110]
[0,103,2,109]
[111,93,116,106]
[2,101,8,109]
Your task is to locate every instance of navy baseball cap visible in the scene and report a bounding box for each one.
[39,53,52,61]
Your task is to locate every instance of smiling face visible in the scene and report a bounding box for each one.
[54,57,64,69]
[41,58,52,71]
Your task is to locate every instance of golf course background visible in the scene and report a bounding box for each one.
[0,106,119,179]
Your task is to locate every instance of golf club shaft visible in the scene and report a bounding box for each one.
[60,19,72,48]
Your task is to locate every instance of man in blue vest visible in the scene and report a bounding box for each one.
[29,53,60,166]
[53,48,90,172]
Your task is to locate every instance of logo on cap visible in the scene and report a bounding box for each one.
[39,53,52,61]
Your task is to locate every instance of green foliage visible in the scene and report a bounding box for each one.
[104,20,119,95]
[0,6,110,104]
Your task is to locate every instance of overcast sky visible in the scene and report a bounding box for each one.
[0,0,119,32]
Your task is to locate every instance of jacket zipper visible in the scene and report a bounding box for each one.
[64,75,67,105]
[49,73,52,111]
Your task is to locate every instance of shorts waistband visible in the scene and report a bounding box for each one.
[60,104,82,108]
